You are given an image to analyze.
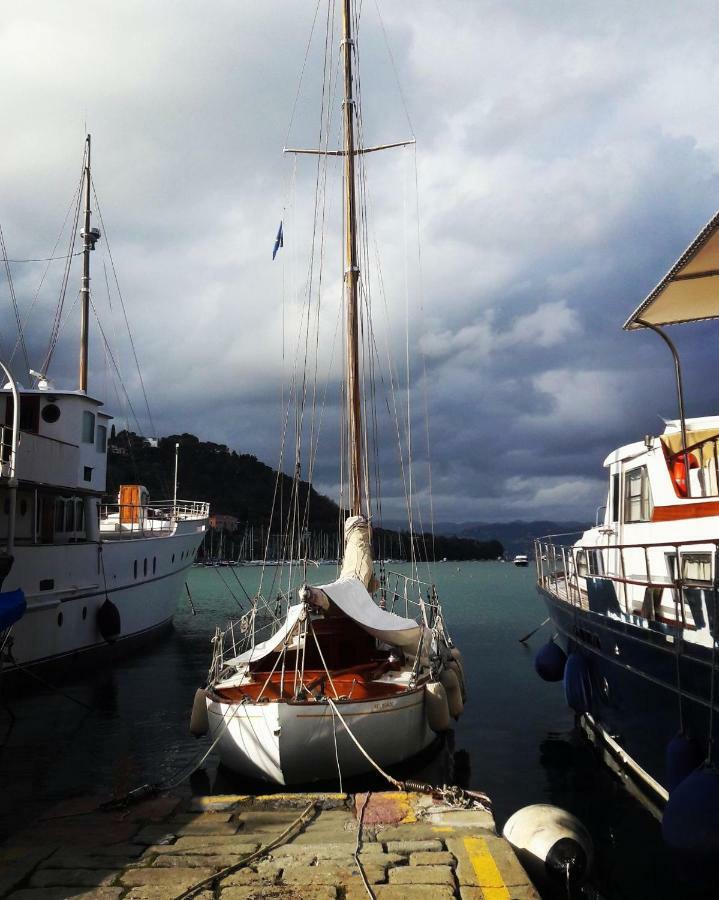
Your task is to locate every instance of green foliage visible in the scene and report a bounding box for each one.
[107,430,503,561]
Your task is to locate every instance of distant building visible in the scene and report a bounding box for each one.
[209,514,239,531]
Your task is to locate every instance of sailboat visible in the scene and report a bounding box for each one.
[196,1,465,785]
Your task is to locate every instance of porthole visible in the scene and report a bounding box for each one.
[143,558,147,577]
[172,553,175,563]
[82,606,87,620]
[41,403,61,424]
[57,611,63,627]
[134,560,138,579]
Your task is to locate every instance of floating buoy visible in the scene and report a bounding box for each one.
[666,732,703,793]
[425,681,451,732]
[503,803,593,887]
[447,659,467,702]
[440,667,463,718]
[97,598,121,643]
[662,765,719,857]
[190,688,209,737]
[564,652,592,713]
[534,640,567,682]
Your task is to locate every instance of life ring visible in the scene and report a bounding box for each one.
[672,453,699,497]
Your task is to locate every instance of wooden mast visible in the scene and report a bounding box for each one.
[79,134,93,393]
[342,0,363,517]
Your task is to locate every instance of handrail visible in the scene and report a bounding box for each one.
[534,535,719,622]
[0,361,19,557]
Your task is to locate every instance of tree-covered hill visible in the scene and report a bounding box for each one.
[107,430,503,561]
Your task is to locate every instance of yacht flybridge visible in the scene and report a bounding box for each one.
[535,206,719,812]
[0,137,209,679]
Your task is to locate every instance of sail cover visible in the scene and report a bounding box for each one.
[339,515,374,587]
[229,603,305,666]
[624,210,719,329]
[321,576,423,651]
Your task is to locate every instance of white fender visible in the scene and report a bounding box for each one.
[447,659,467,701]
[190,688,209,737]
[440,667,463,718]
[503,804,593,886]
[425,681,451,732]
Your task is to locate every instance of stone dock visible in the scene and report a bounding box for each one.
[0,790,540,900]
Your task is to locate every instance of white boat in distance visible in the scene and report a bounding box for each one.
[513,554,529,567]
[198,0,466,785]
[0,137,209,680]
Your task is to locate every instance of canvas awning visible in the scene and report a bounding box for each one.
[228,604,304,666]
[624,210,719,330]
[320,576,423,652]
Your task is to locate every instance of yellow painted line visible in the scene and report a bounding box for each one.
[463,836,510,900]
[431,826,454,832]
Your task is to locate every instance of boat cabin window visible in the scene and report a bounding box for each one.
[82,411,95,443]
[5,395,40,434]
[52,496,85,543]
[678,553,712,585]
[611,473,620,523]
[575,549,588,578]
[624,466,653,523]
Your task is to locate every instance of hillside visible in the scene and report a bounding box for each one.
[107,431,503,561]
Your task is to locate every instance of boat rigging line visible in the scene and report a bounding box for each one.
[91,179,157,441]
[0,223,28,374]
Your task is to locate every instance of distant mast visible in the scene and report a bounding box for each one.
[342,0,363,518]
[79,134,100,393]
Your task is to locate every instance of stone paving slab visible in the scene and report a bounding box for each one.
[0,790,539,899]
[145,836,260,855]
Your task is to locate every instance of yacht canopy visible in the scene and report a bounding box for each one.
[624,210,719,329]
[320,576,423,651]
[229,604,304,666]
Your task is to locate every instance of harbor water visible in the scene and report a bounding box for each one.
[0,561,707,898]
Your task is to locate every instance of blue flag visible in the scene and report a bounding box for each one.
[272,221,284,260]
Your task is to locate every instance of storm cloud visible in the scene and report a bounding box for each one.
[2,1,719,523]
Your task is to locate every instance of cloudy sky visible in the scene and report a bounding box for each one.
[2,0,719,525]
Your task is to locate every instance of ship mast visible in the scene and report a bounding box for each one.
[342,0,363,518]
[79,134,100,393]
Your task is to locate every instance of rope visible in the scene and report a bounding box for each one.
[5,648,97,713]
[327,697,403,789]
[2,252,82,263]
[174,801,317,900]
[354,791,375,899]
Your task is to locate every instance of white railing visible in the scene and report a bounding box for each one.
[534,534,719,633]
[0,425,15,479]
[99,499,209,539]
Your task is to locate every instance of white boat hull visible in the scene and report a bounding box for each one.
[207,686,433,785]
[2,518,206,675]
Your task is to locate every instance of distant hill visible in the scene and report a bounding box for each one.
[382,519,590,559]
[107,431,504,561]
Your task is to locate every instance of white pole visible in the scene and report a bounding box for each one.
[173,442,179,512]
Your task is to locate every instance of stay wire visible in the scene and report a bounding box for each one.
[43,150,85,375]
[92,179,157,440]
[10,187,83,368]
[0,225,28,373]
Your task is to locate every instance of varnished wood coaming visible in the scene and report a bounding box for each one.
[652,501,719,521]
[214,666,406,704]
